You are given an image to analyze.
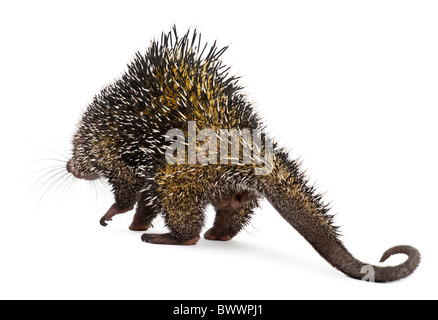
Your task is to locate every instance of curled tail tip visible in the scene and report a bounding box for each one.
[379,245,421,264]
[370,245,421,283]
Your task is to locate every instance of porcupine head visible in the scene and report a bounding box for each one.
[66,26,420,282]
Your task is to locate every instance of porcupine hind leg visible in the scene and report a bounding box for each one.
[129,192,158,231]
[205,191,259,241]
[141,203,204,246]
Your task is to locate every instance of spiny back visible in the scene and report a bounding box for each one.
[78,27,264,170]
[92,26,261,134]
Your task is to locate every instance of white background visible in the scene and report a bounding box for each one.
[1,0,437,300]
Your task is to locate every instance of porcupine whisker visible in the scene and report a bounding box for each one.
[32,146,74,204]
[50,139,72,161]
[94,178,109,197]
[21,139,71,203]
[24,140,71,162]
[46,171,70,208]
[90,179,100,203]
[21,165,62,193]
[21,158,68,170]
[91,178,106,203]
[26,164,66,198]
[37,167,72,206]
[59,172,77,205]
[29,170,62,209]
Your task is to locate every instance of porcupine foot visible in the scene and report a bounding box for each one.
[204,191,257,241]
[204,229,233,241]
[141,233,200,245]
[100,203,134,226]
[141,205,202,245]
[129,222,153,231]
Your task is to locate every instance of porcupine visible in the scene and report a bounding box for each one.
[66,26,420,282]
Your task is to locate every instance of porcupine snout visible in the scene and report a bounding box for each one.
[66,158,99,181]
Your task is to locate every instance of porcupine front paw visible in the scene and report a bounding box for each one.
[100,203,134,226]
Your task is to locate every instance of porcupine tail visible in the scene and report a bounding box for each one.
[257,150,420,282]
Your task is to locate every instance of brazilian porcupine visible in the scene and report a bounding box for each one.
[67,26,420,282]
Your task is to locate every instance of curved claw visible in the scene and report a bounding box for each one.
[99,203,134,227]
[100,216,110,227]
